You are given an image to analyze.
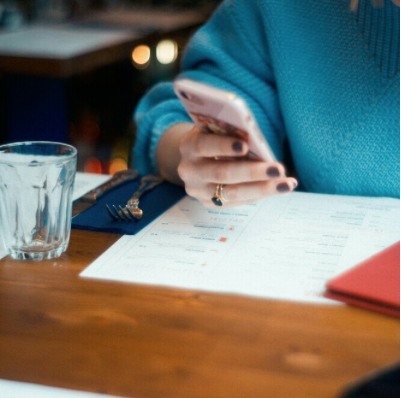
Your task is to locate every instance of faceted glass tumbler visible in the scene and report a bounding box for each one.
[0,142,77,261]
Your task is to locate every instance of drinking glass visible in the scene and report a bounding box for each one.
[0,141,77,261]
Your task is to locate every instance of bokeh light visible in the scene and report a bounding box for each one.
[84,157,102,174]
[132,45,151,68]
[109,157,128,175]
[156,40,178,64]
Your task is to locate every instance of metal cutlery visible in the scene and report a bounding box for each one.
[72,169,139,217]
[106,174,164,221]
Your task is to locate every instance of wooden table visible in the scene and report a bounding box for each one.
[0,230,399,398]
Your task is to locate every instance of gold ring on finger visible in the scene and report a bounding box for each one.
[211,184,228,207]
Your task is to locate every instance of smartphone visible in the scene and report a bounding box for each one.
[173,79,277,162]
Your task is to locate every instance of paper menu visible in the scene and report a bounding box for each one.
[0,378,124,398]
[81,192,400,304]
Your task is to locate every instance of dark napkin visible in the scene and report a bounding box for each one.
[71,177,186,235]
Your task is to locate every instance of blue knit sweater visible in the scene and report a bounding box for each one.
[134,0,400,198]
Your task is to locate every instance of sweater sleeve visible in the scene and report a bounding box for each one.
[133,0,286,175]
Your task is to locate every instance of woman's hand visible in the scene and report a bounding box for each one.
[176,126,297,208]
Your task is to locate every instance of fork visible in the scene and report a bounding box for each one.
[106,174,164,221]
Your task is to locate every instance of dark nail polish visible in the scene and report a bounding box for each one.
[276,182,290,193]
[267,166,280,177]
[232,141,243,153]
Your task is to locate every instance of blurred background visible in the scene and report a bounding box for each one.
[0,0,220,174]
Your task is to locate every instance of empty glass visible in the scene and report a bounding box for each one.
[0,142,77,261]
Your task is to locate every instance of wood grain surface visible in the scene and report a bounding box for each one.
[0,230,399,398]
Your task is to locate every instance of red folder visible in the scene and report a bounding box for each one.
[324,241,400,317]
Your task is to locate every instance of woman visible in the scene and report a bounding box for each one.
[133,0,400,208]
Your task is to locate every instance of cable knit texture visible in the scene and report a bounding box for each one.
[134,0,400,198]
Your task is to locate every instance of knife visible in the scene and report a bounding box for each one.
[72,169,139,217]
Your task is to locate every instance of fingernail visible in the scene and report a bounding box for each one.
[232,141,243,153]
[266,166,280,177]
[276,182,291,193]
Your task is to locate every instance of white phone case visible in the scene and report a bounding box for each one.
[174,79,276,162]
